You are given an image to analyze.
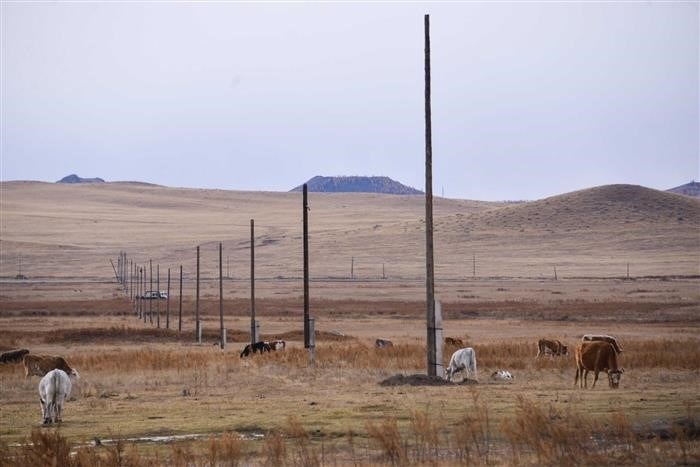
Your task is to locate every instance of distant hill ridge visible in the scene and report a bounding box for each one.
[57,174,105,184]
[291,176,422,195]
[667,181,700,198]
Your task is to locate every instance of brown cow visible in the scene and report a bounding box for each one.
[536,339,568,358]
[23,354,80,379]
[0,348,29,364]
[267,340,286,351]
[445,337,464,347]
[574,341,624,389]
[375,338,393,348]
[582,334,623,354]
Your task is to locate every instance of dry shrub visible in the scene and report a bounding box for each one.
[206,431,244,466]
[409,409,440,462]
[170,442,198,467]
[502,396,606,466]
[262,430,286,466]
[73,437,143,467]
[283,415,319,467]
[1,430,144,467]
[366,417,406,465]
[452,391,491,465]
[2,429,72,467]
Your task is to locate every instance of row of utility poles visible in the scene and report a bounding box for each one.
[113,185,316,361]
[112,15,438,375]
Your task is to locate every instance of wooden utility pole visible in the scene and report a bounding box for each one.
[351,257,354,279]
[141,266,146,323]
[303,184,311,352]
[149,259,153,324]
[219,242,225,349]
[156,264,161,328]
[178,265,183,332]
[424,14,442,378]
[166,267,171,329]
[196,246,201,343]
[251,219,258,345]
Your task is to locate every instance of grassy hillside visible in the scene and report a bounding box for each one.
[0,182,697,288]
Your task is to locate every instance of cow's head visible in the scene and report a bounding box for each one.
[70,368,80,379]
[561,345,569,355]
[607,368,624,388]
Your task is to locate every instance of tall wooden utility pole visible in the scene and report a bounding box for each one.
[251,219,258,344]
[219,242,225,349]
[178,265,183,332]
[303,184,311,352]
[142,266,146,322]
[196,246,201,343]
[149,259,153,324]
[424,14,443,378]
[166,268,171,329]
[156,264,161,328]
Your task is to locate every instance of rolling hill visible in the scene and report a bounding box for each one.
[667,181,700,198]
[0,182,697,285]
[291,176,422,195]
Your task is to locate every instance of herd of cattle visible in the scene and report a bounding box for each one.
[438,333,624,388]
[1,333,623,425]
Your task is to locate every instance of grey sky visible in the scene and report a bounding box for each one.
[1,2,697,201]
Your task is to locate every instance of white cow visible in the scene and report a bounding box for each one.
[446,347,478,382]
[39,369,72,425]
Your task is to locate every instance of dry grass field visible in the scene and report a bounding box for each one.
[1,181,699,465]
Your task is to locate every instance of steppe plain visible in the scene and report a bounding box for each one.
[1,181,699,465]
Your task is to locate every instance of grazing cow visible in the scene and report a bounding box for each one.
[582,334,623,354]
[574,341,624,389]
[444,337,464,347]
[240,341,272,358]
[0,348,29,364]
[39,369,72,425]
[490,370,514,381]
[267,340,286,351]
[535,339,568,358]
[375,338,393,348]
[23,354,80,379]
[446,347,478,382]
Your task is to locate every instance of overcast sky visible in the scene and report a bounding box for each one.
[1,2,697,201]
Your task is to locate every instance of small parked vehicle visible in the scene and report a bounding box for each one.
[142,291,167,300]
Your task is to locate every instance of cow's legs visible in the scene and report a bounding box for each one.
[40,398,49,424]
[591,370,600,389]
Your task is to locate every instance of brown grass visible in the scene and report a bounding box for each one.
[1,182,698,291]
